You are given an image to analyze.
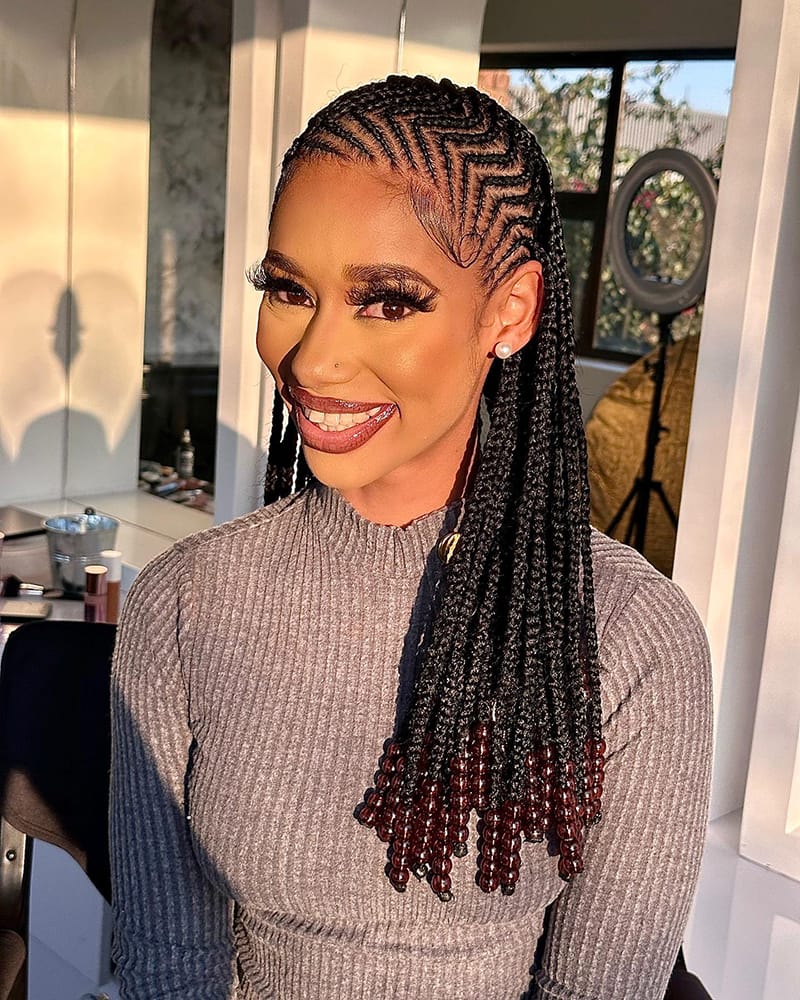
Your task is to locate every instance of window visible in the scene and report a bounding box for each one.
[478,53,735,359]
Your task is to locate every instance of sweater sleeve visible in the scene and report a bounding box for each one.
[532,572,713,1000]
[109,543,237,999]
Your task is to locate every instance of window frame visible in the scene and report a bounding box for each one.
[479,48,736,361]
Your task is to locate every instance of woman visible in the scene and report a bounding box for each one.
[110,75,712,999]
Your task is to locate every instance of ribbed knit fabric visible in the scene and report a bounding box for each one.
[110,484,712,1000]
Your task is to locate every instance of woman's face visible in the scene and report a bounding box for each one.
[256,157,500,519]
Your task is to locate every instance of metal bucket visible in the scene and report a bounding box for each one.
[44,509,119,596]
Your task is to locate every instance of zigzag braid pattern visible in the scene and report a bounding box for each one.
[264,75,604,899]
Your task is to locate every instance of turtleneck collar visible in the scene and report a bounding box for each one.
[302,482,463,577]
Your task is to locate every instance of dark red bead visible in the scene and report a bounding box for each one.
[366,790,384,808]
[483,808,502,828]
[433,838,451,858]
[558,856,584,880]
[480,857,500,877]
[450,775,470,793]
[431,855,453,875]
[524,825,544,843]
[470,758,490,775]
[473,792,490,810]
[357,804,377,827]
[501,851,521,872]
[431,873,452,894]
[451,809,470,828]
[480,843,499,861]
[503,819,522,835]
[453,825,470,844]
[478,873,500,893]
[450,792,471,812]
[559,840,582,859]
[500,867,520,886]
[501,801,523,821]
[389,865,410,888]
[478,823,500,843]
[556,821,581,841]
[501,832,522,853]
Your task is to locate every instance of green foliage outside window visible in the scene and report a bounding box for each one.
[510,63,726,355]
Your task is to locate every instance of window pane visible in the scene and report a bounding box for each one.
[478,67,612,192]
[596,59,734,354]
[561,218,594,331]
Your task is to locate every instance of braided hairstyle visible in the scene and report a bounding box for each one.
[262,75,604,900]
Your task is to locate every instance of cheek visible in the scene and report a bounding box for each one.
[256,302,299,384]
[372,320,485,411]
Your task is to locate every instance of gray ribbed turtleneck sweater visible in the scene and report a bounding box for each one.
[110,484,712,1000]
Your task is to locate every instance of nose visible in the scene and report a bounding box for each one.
[289,309,355,389]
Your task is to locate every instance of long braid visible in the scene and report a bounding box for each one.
[261,76,604,898]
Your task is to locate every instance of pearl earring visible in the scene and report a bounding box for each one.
[494,342,513,359]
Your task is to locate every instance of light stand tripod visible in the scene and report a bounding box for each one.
[605,311,679,554]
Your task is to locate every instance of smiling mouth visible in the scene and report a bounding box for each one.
[288,386,397,454]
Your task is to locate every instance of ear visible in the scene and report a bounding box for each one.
[480,260,544,358]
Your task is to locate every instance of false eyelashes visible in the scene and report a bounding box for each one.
[247,261,439,319]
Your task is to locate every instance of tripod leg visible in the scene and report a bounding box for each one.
[651,482,679,528]
[606,480,640,536]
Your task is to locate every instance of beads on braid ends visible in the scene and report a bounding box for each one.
[356,727,606,900]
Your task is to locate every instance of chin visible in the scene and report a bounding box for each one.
[301,446,392,493]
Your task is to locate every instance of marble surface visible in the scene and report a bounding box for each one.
[143,0,232,366]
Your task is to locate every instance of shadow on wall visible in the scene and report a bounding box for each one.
[0,280,139,503]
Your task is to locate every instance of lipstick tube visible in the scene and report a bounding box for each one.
[99,549,122,624]
[84,565,108,623]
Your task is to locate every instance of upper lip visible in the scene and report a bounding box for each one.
[289,386,392,414]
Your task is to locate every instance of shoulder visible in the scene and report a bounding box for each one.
[122,491,311,615]
[588,529,710,693]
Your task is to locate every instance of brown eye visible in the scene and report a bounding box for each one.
[361,300,412,321]
[381,302,408,321]
[275,287,312,307]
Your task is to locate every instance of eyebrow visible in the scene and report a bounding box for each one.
[262,250,306,278]
[263,251,440,295]
[343,264,440,295]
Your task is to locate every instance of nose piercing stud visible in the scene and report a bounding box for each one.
[494,342,513,359]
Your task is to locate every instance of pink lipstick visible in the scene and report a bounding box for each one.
[289,386,397,454]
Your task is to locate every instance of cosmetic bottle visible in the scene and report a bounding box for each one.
[177,428,195,479]
[99,549,122,624]
[84,565,108,623]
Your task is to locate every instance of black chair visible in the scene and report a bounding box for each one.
[666,947,714,1000]
[0,620,116,1000]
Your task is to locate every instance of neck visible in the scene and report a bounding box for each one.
[340,422,479,527]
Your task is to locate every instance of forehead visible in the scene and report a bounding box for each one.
[269,158,477,292]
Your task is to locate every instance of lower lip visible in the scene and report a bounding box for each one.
[293,404,397,454]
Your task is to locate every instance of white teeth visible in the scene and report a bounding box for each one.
[301,403,386,431]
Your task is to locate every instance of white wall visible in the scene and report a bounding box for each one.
[673,0,800,825]
[0,0,154,505]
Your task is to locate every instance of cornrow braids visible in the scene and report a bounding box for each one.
[263,75,604,900]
